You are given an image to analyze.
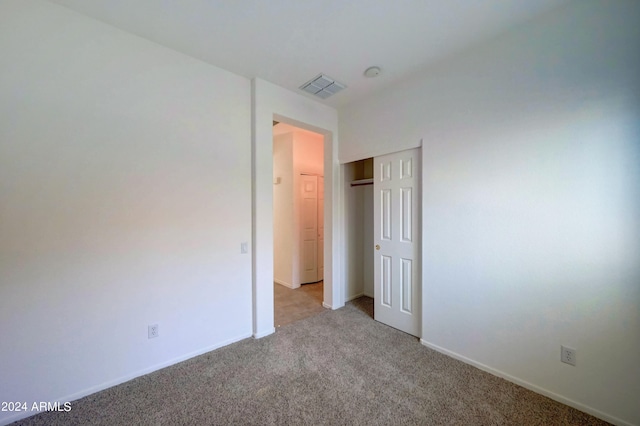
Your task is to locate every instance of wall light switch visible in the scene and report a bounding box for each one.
[241,242,248,254]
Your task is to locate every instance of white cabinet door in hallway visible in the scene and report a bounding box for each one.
[300,174,323,284]
[374,148,421,337]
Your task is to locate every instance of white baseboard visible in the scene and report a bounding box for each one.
[419,340,631,426]
[274,279,294,288]
[322,302,333,310]
[346,292,364,302]
[0,332,252,426]
[253,327,275,339]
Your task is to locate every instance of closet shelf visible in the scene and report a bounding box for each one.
[350,178,373,187]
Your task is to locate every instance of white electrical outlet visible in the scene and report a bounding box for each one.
[148,324,159,339]
[561,345,576,366]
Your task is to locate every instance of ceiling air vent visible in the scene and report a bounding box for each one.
[300,74,346,99]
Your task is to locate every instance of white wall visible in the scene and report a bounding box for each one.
[339,1,640,425]
[273,134,294,287]
[293,131,324,176]
[0,1,252,424]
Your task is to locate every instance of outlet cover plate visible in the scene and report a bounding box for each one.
[561,345,576,366]
[148,324,159,339]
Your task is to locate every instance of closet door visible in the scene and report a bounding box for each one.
[374,148,421,337]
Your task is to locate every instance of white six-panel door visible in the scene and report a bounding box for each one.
[317,176,324,282]
[374,148,421,337]
[300,174,319,284]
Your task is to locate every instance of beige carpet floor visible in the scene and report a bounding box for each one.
[13,297,609,425]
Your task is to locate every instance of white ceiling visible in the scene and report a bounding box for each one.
[50,0,569,108]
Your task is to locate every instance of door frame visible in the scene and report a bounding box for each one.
[342,140,424,338]
[251,78,343,338]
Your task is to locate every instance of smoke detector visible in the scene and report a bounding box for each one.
[364,66,381,78]
[300,74,346,99]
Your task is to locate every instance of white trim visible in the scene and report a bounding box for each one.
[274,279,294,289]
[346,292,364,301]
[253,328,276,339]
[322,302,334,310]
[0,332,252,426]
[419,340,632,426]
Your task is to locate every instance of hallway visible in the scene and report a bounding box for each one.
[274,281,375,328]
[274,281,325,327]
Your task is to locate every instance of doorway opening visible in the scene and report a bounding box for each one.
[344,157,374,319]
[272,122,325,327]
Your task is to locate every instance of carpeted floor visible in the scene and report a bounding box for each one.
[13,297,608,425]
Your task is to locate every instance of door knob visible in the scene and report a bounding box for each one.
[375,244,380,250]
